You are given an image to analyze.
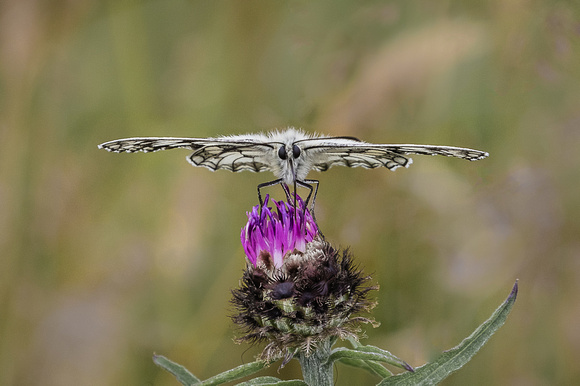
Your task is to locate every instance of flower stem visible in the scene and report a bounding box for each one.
[297,339,333,386]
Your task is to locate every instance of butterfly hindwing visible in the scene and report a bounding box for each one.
[307,147,411,171]
[187,143,275,173]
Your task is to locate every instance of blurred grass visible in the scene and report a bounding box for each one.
[1,0,579,385]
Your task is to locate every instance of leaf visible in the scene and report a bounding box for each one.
[237,377,308,385]
[153,354,271,386]
[350,344,414,372]
[378,280,518,386]
[329,345,413,372]
[336,357,393,378]
[202,360,269,385]
[153,354,201,386]
[236,376,282,385]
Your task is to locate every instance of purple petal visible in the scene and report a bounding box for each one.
[240,193,319,268]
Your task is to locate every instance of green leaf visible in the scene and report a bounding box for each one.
[153,354,271,386]
[202,360,269,385]
[378,280,518,386]
[153,354,201,386]
[328,349,391,366]
[336,357,393,378]
[236,376,281,385]
[329,345,413,372]
[333,339,409,378]
[349,344,414,372]
[339,339,393,377]
[237,377,308,385]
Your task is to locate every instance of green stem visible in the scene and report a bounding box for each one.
[297,339,333,386]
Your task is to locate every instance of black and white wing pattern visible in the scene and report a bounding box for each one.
[297,137,489,173]
[99,129,489,183]
[98,135,281,174]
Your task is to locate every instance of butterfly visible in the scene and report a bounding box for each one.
[98,128,488,216]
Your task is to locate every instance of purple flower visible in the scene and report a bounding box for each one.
[241,195,318,268]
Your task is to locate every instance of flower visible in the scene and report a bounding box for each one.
[233,195,378,364]
[241,194,318,268]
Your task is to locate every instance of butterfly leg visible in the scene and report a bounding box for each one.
[257,178,283,211]
[297,179,323,239]
[302,179,319,213]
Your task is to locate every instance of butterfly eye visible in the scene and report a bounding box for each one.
[292,144,301,158]
[278,145,288,160]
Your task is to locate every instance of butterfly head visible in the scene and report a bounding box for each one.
[277,143,303,184]
[277,143,301,161]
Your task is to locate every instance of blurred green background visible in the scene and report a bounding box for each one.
[1,0,579,385]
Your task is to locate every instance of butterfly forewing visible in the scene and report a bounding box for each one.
[382,144,489,161]
[299,139,488,173]
[98,137,207,153]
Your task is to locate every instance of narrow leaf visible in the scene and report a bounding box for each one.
[236,376,281,385]
[237,378,307,386]
[336,357,393,378]
[329,346,413,372]
[202,360,269,385]
[329,348,393,365]
[153,354,201,386]
[346,338,411,372]
[379,280,518,386]
[350,345,414,372]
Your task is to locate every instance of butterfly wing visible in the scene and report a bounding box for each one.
[98,136,280,173]
[299,138,489,172]
[187,142,277,173]
[98,137,206,153]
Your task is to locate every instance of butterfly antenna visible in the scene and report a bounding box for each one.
[293,178,298,220]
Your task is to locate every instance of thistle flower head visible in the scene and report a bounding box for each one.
[241,194,318,268]
[233,195,377,363]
